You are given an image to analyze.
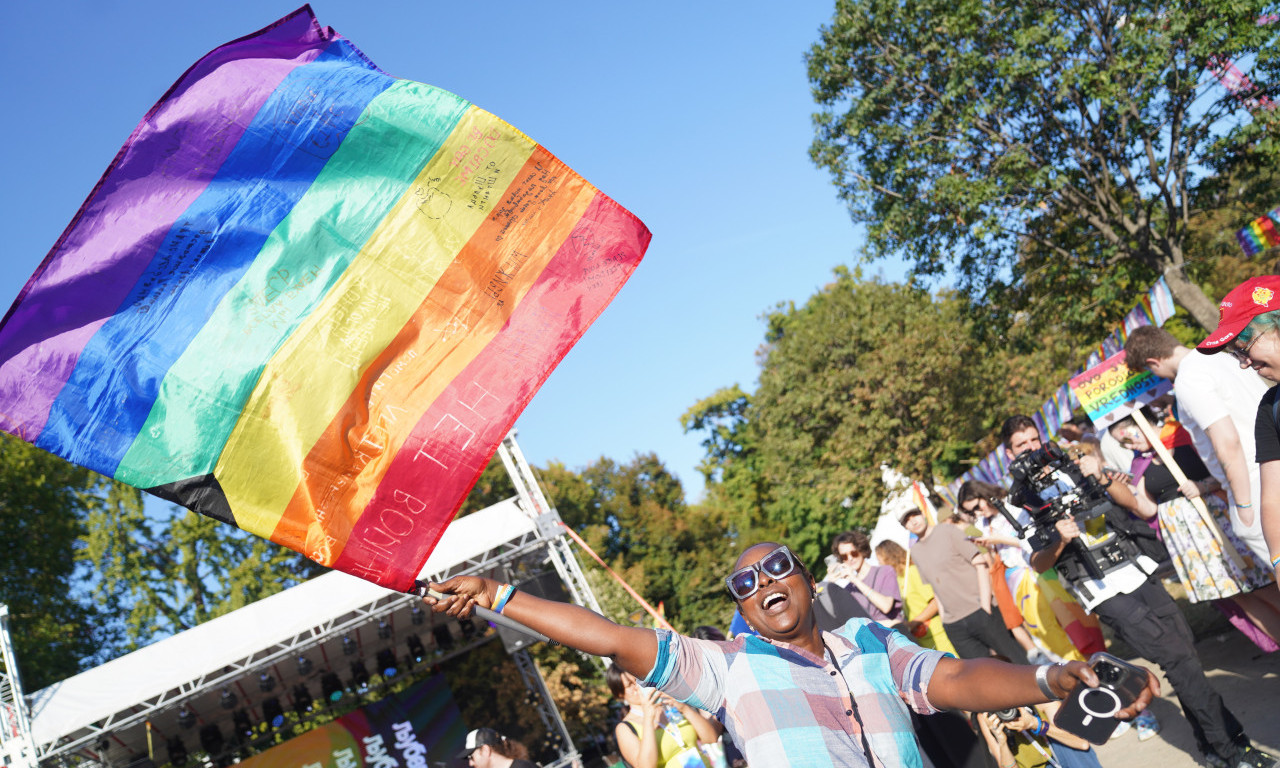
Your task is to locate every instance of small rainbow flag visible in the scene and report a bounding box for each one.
[1237,206,1280,256]
[0,7,649,591]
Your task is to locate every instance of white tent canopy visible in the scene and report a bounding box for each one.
[27,497,538,762]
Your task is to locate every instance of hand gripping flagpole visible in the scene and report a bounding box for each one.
[410,581,555,646]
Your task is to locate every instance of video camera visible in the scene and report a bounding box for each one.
[1000,441,1126,582]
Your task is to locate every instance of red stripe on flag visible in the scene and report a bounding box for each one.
[331,195,650,589]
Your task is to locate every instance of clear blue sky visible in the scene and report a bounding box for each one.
[0,1,908,502]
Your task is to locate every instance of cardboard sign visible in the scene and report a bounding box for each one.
[1068,350,1171,429]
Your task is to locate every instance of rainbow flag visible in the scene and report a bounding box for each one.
[0,7,649,591]
[1236,206,1280,256]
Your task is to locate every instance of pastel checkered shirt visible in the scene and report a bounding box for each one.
[644,618,945,768]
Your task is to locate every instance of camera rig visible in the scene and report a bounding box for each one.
[1000,442,1131,583]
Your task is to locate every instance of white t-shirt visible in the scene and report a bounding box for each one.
[1174,350,1271,562]
[1174,351,1269,490]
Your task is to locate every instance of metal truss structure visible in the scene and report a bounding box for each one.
[1,432,598,768]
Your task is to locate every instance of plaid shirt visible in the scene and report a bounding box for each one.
[644,618,945,768]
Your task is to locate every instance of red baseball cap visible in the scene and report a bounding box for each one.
[1197,275,1280,352]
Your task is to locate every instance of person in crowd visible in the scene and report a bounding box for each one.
[902,507,1030,664]
[456,727,538,768]
[1108,414,1279,641]
[828,530,903,626]
[605,663,723,768]
[873,539,957,655]
[974,702,1102,768]
[1003,414,1277,768]
[1194,274,1280,585]
[955,481,1055,664]
[962,481,1080,665]
[425,540,1156,768]
[1124,324,1273,568]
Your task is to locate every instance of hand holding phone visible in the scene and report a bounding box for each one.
[1052,652,1150,744]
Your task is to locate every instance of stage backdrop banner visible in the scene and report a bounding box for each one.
[0,5,649,590]
[1067,350,1171,429]
[236,672,465,768]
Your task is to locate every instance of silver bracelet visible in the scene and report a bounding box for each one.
[1035,663,1063,701]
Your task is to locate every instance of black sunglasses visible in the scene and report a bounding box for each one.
[725,545,801,600]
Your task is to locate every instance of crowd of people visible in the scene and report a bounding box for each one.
[437,275,1280,768]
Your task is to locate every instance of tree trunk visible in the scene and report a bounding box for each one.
[1162,264,1220,331]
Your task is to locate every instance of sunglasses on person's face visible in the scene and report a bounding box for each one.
[724,545,801,601]
[961,502,981,515]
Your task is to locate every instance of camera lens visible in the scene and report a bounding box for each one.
[1096,663,1121,684]
[993,708,1020,722]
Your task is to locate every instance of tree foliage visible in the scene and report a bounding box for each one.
[686,270,1078,565]
[808,0,1279,329]
[80,498,321,647]
[0,434,134,690]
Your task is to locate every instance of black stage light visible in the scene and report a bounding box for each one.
[342,635,357,656]
[219,687,238,710]
[410,605,425,625]
[232,709,254,739]
[458,618,476,640]
[167,736,188,766]
[350,660,370,692]
[321,672,345,703]
[261,697,286,729]
[199,724,224,757]
[296,655,314,676]
[406,634,427,664]
[257,672,276,692]
[377,620,392,640]
[432,625,454,652]
[177,707,196,730]
[293,683,314,715]
[376,648,398,678]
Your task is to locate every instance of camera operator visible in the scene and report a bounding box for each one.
[1001,415,1276,768]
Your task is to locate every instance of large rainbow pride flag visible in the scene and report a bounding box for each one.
[0,6,649,591]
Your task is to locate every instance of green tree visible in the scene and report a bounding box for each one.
[80,498,320,647]
[736,271,1072,563]
[0,434,133,690]
[808,0,1278,329]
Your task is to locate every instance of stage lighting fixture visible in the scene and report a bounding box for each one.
[257,672,276,692]
[458,618,477,640]
[94,735,110,754]
[232,709,254,739]
[177,707,196,730]
[406,634,427,664]
[411,605,425,625]
[167,736,188,766]
[292,683,314,715]
[342,635,357,656]
[261,697,286,729]
[350,660,371,692]
[376,648,398,678]
[321,672,345,703]
[199,724,224,758]
[296,655,314,676]
[219,687,238,710]
[377,620,392,640]
[432,625,454,652]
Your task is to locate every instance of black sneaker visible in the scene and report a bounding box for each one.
[1235,747,1279,768]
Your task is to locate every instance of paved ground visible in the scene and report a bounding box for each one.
[1093,629,1280,767]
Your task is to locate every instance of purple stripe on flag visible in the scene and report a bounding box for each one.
[0,8,329,439]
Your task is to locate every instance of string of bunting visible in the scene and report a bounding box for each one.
[938,277,1176,503]
[1237,205,1280,257]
